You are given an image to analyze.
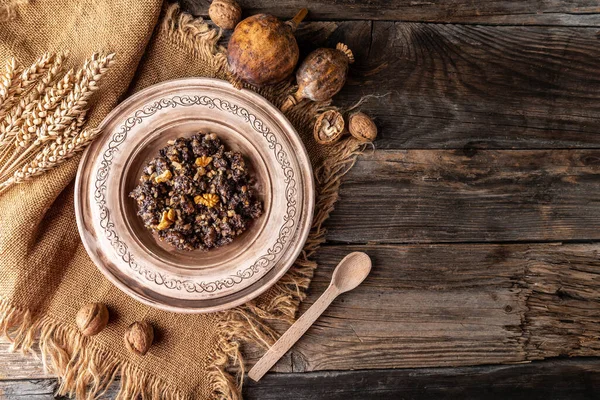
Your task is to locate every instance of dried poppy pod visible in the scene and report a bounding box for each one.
[227,9,308,86]
[314,110,345,144]
[281,43,354,112]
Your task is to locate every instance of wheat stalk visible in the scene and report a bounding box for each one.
[45,53,115,135]
[0,128,100,194]
[0,51,115,193]
[0,52,67,176]
[16,69,75,145]
[0,53,113,179]
[13,52,68,146]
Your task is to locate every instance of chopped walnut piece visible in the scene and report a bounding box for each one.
[194,193,220,208]
[156,210,174,230]
[167,208,176,221]
[154,169,172,183]
[195,156,213,168]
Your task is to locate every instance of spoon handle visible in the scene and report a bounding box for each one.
[248,285,340,382]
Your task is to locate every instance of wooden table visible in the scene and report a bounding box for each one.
[2,1,600,398]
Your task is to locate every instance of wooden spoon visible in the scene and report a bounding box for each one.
[248,252,372,381]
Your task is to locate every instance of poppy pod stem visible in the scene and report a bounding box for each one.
[281,90,302,113]
[285,8,308,32]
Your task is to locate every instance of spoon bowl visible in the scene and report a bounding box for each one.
[330,252,372,293]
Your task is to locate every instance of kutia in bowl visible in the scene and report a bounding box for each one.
[129,132,263,252]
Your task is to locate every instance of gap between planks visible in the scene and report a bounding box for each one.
[178,0,600,27]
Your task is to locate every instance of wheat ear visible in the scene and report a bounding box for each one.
[0,52,115,192]
[0,53,113,179]
[0,52,67,176]
[0,52,56,123]
[0,52,62,145]
[0,58,21,109]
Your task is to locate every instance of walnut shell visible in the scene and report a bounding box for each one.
[348,112,377,142]
[124,321,154,356]
[76,303,109,336]
[209,0,242,30]
[296,43,354,102]
[227,10,307,86]
[314,110,345,145]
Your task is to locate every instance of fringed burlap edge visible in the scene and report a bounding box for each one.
[0,297,192,400]
[206,139,365,400]
[0,4,367,399]
[162,5,367,398]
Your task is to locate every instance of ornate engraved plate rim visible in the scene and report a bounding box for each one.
[92,94,298,294]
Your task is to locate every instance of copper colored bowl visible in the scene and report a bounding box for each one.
[75,78,314,313]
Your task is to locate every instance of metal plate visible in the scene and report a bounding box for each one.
[75,78,314,313]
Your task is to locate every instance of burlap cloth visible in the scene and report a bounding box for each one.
[0,1,364,398]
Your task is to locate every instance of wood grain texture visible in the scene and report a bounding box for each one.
[294,22,600,149]
[0,341,50,380]
[179,0,600,26]
[281,243,600,372]
[245,359,600,400]
[2,243,599,386]
[193,22,600,149]
[2,356,600,399]
[4,2,600,398]
[326,150,600,243]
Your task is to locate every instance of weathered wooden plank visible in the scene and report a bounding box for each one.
[0,379,59,400]
[326,150,600,243]
[1,358,599,399]
[199,21,600,149]
[296,22,600,149]
[1,243,598,381]
[279,243,600,372]
[179,0,600,26]
[0,341,50,380]
[245,359,600,400]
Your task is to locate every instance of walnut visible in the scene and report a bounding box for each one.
[314,110,345,145]
[76,303,109,336]
[348,112,377,142]
[209,0,242,30]
[124,321,154,356]
[154,169,172,183]
[194,193,220,208]
[156,209,176,230]
[195,156,213,168]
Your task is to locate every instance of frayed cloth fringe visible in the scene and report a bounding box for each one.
[0,298,190,400]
